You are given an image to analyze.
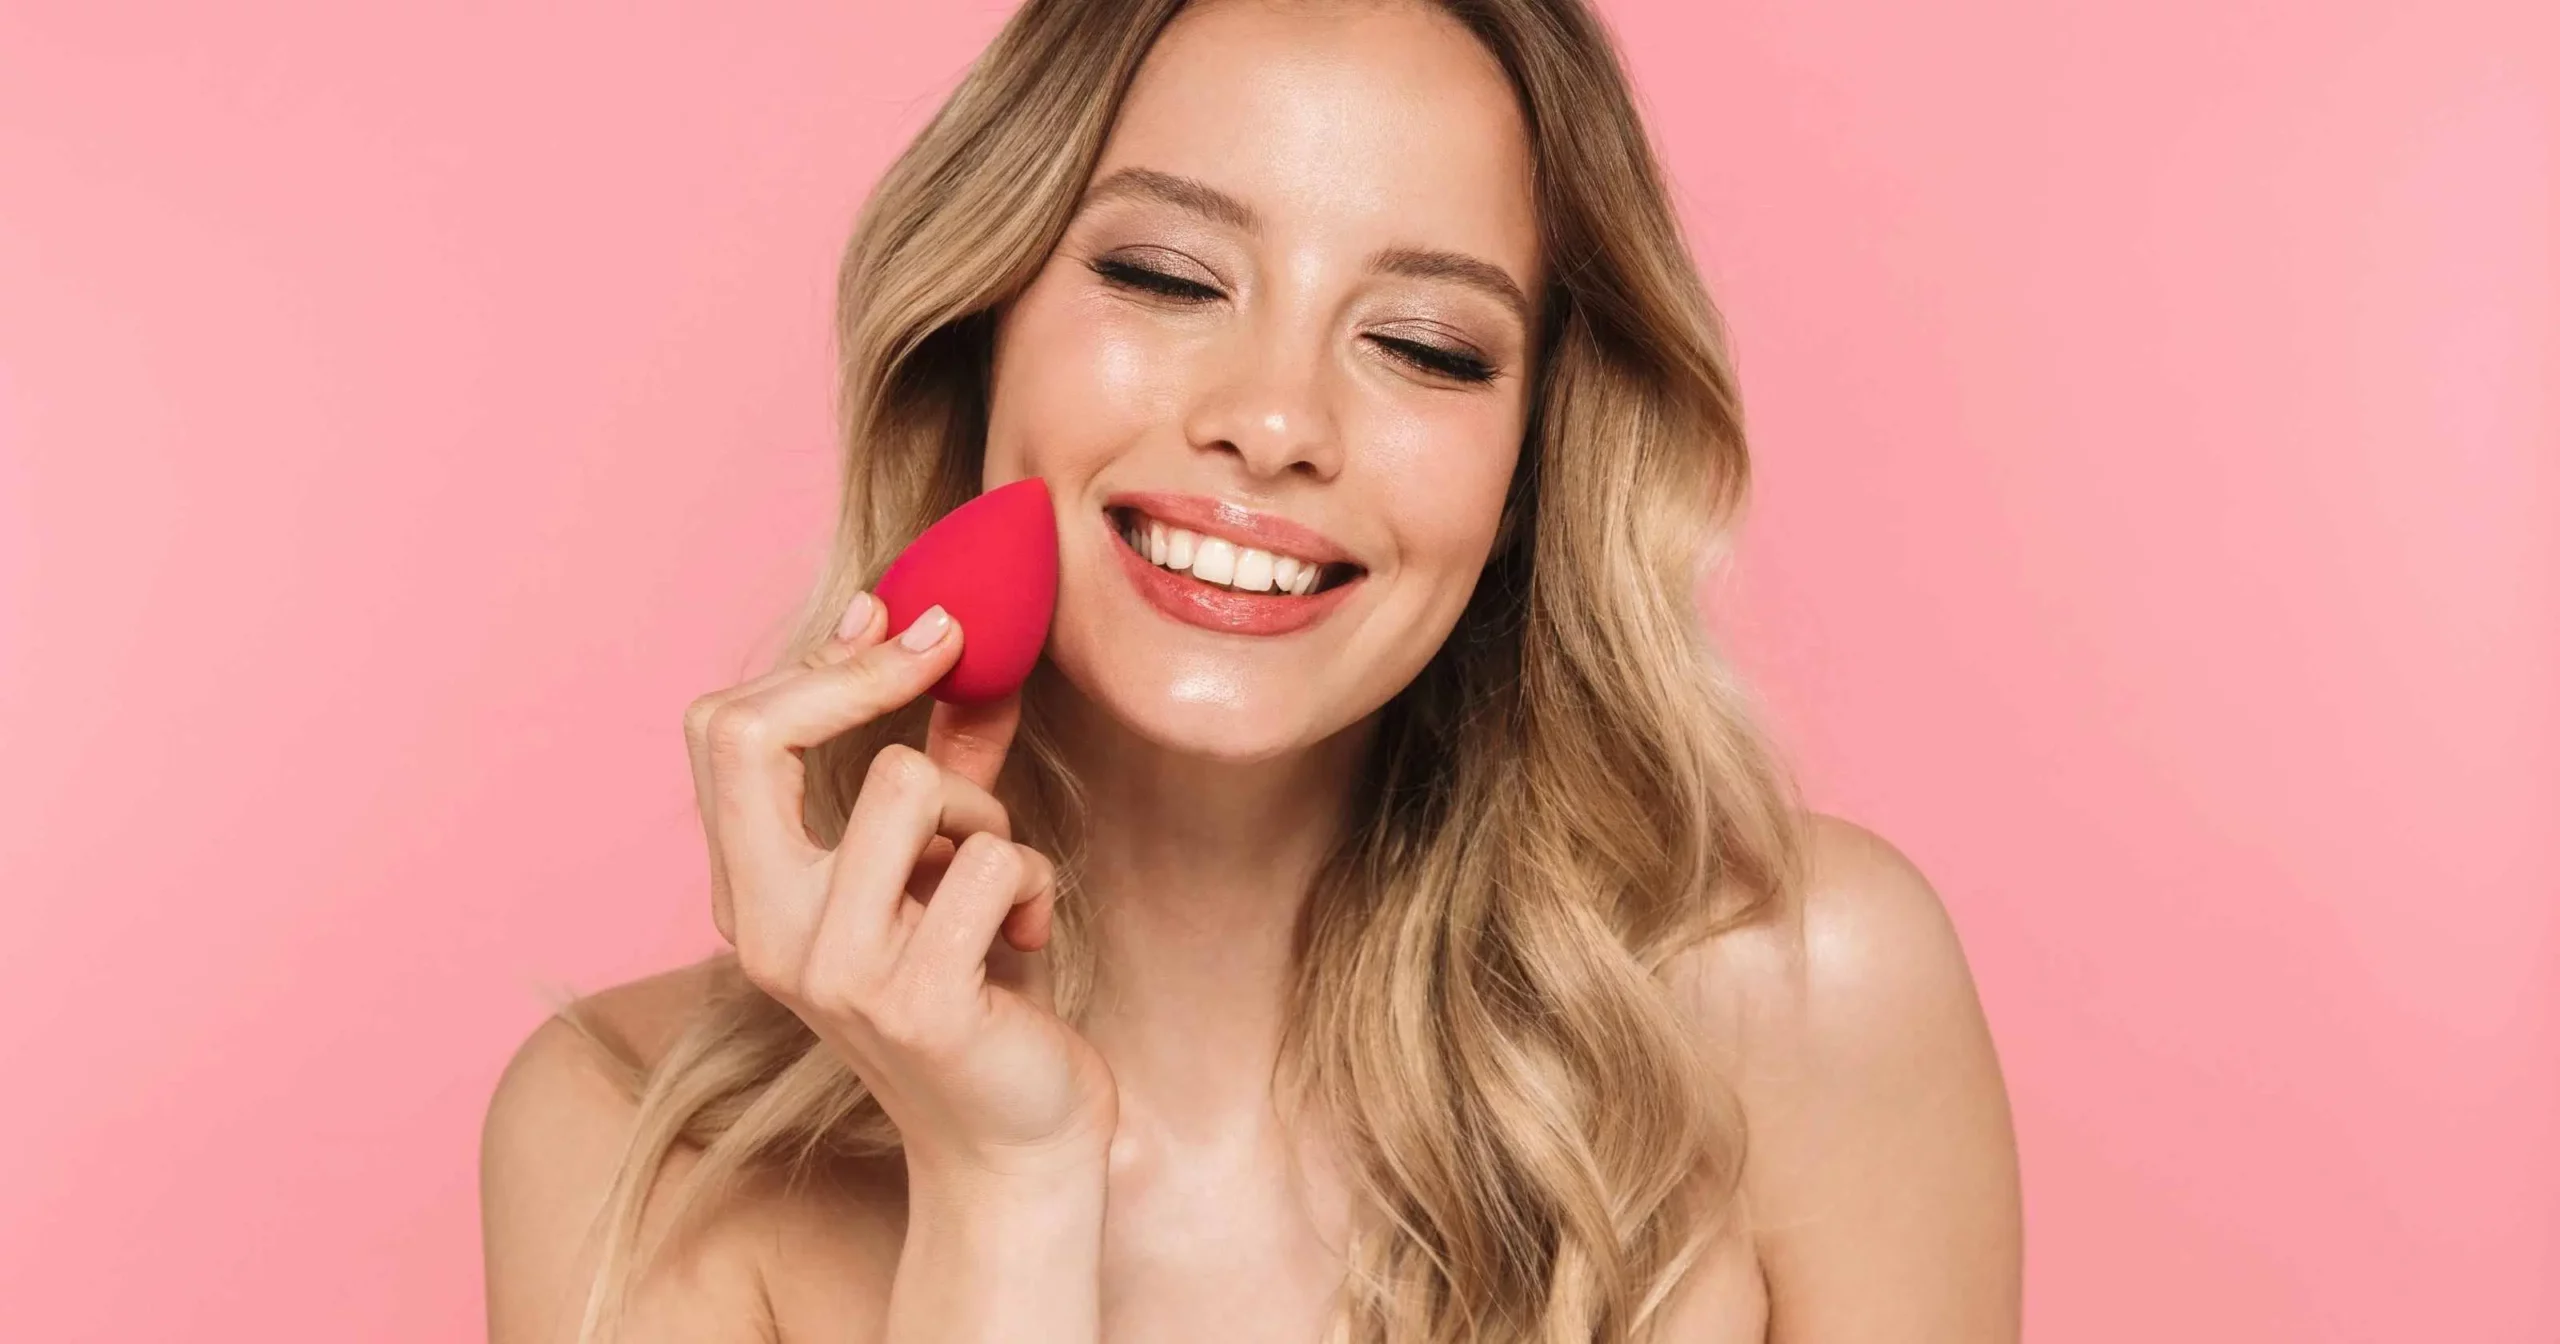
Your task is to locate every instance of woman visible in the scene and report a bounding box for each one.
[480,0,2022,1339]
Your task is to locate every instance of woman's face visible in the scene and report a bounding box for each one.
[984,0,1542,763]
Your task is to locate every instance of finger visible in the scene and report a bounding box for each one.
[705,606,962,890]
[738,742,996,997]
[925,689,1022,794]
[742,605,957,751]
[800,589,889,669]
[906,833,1058,1000]
[905,835,959,902]
[684,691,744,941]
[987,930,1056,1014]
[997,878,1055,951]
[818,742,1012,954]
[688,591,893,941]
[687,682,816,942]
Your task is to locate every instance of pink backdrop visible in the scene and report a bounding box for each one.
[1,1,2551,1339]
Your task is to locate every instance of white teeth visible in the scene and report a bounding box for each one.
[1119,512,1337,595]
[1233,547,1274,593]
[1190,536,1236,585]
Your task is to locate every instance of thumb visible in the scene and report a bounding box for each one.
[925,687,1022,793]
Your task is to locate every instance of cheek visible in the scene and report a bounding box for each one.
[990,289,1186,475]
[1359,403,1524,576]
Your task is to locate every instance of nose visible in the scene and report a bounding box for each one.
[1180,325,1345,482]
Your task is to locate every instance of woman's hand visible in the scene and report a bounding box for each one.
[681,592,1118,1185]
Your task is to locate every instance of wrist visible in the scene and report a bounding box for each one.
[906,1142,1109,1220]
[899,1149,1106,1295]
[904,1119,1114,1190]
[890,1154,1106,1343]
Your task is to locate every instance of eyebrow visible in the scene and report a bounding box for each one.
[1079,166,1262,233]
[1367,245,1534,326]
[1075,166,1536,327]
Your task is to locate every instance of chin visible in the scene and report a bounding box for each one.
[1051,645,1337,765]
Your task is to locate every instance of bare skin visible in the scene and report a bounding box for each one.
[482,2,2021,1340]
[483,815,2016,1342]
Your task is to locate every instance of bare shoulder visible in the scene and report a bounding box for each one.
[482,959,726,1182]
[482,960,716,1188]
[480,960,898,1343]
[1677,812,1989,1032]
[1667,812,2023,1342]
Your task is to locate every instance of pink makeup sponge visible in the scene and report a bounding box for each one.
[870,476,1060,705]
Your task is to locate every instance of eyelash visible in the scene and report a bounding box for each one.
[1089,258,1499,385]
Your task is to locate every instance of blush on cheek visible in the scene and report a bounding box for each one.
[1025,293,1181,430]
[1358,406,1523,545]
[995,325,1160,480]
[1093,331,1159,407]
[1395,473,1516,569]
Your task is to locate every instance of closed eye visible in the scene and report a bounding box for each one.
[1090,259,1501,386]
[1370,336,1496,384]
[1091,258,1219,303]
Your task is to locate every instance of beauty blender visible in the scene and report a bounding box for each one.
[870,476,1060,705]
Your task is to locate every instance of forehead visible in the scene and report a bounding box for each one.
[1095,0,1540,280]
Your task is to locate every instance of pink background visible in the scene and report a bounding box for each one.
[2,1,2551,1338]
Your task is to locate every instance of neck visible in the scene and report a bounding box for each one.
[1042,682,1376,1143]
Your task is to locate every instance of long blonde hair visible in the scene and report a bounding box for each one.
[569,0,1812,1338]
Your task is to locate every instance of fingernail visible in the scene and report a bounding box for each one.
[898,604,951,652]
[835,591,875,639]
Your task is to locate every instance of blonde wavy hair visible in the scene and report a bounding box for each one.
[567,0,1813,1339]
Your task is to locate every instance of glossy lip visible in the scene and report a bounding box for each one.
[1102,490,1363,570]
[1103,511,1364,636]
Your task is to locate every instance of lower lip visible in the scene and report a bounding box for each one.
[1107,515,1362,636]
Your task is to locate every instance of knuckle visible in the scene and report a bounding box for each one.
[954,830,1017,882]
[832,656,896,706]
[803,977,869,1024]
[734,943,793,997]
[865,741,913,777]
[865,743,936,797]
[703,700,772,763]
[681,693,722,747]
[870,985,958,1055]
[865,1008,923,1052]
[979,841,1025,887]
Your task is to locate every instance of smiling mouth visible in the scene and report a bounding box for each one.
[1106,506,1363,596]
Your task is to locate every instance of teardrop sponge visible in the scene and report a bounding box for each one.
[869,476,1061,706]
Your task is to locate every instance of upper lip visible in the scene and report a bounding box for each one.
[1103,491,1364,570]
